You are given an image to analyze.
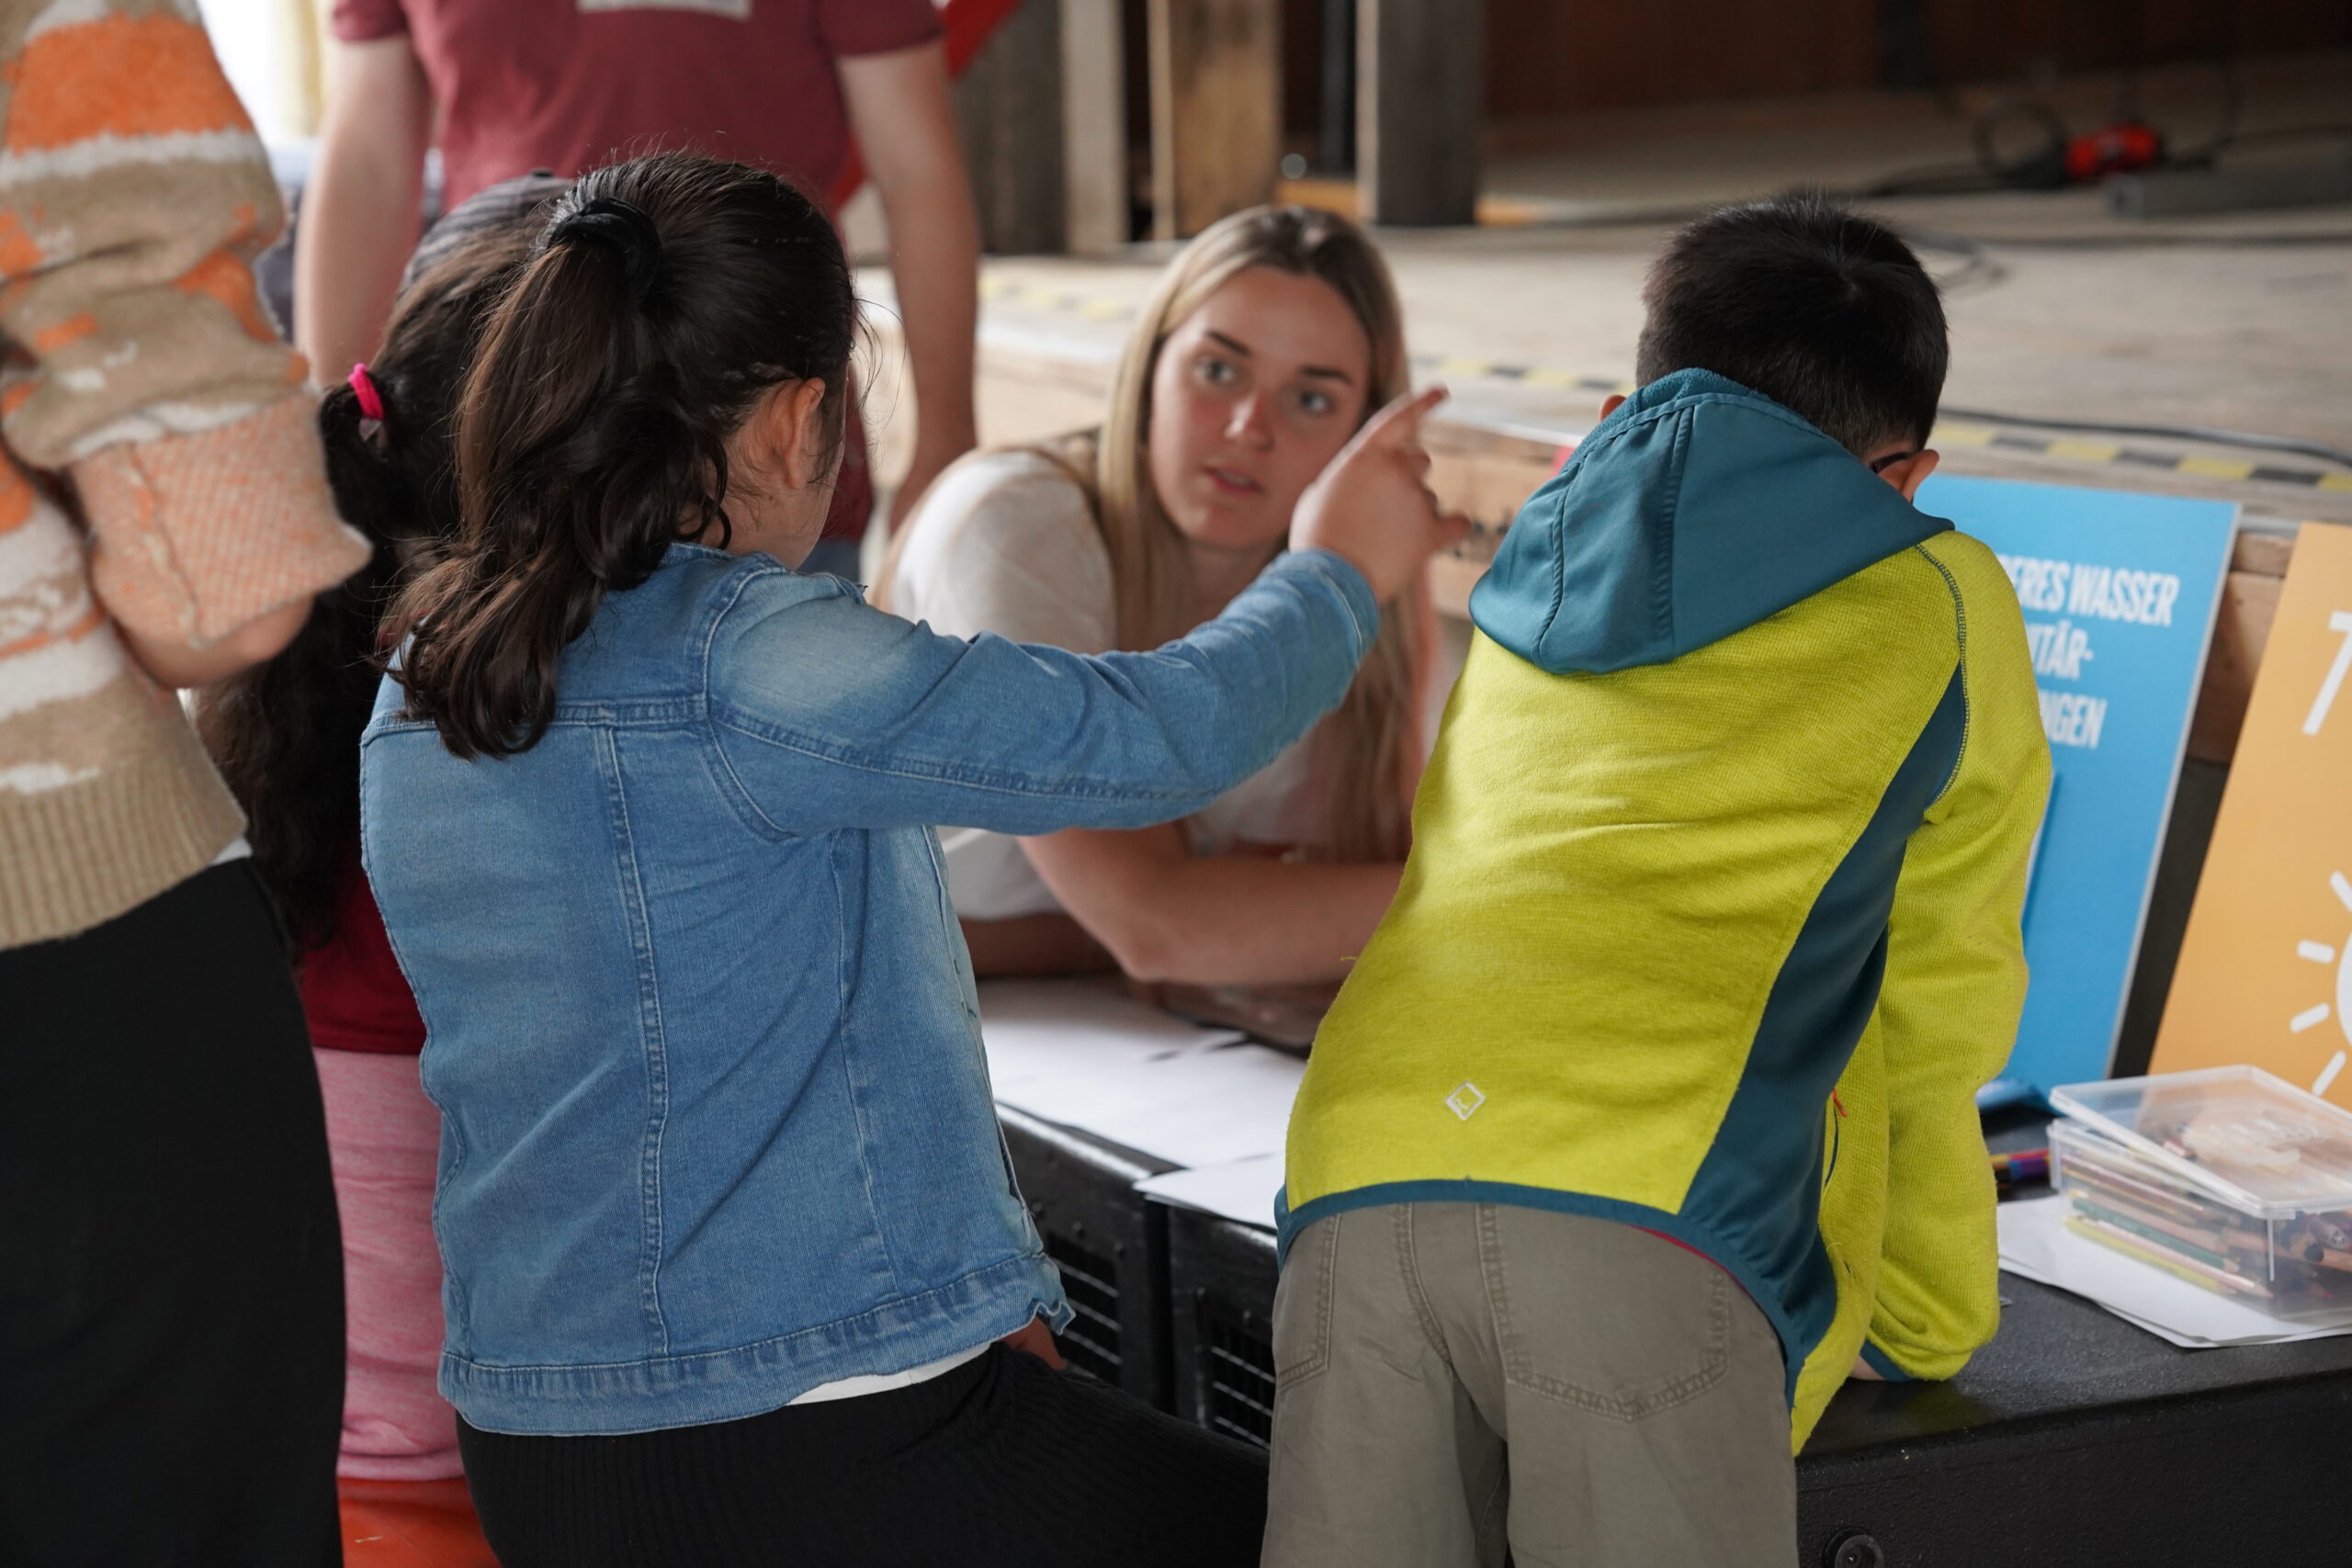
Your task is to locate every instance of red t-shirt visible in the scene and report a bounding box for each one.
[330,0,940,211]
[331,0,940,542]
[300,840,428,1055]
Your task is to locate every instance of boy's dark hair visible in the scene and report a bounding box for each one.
[394,150,856,760]
[1634,194,1948,457]
[197,184,557,957]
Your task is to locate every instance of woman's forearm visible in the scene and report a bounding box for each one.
[1022,829,1403,986]
[959,912,1117,979]
[1084,857,1401,985]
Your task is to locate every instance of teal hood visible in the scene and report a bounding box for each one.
[1469,369,1951,673]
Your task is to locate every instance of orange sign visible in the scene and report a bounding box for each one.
[2154,522,2352,1105]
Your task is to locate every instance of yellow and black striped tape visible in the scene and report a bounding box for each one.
[975,278,2350,493]
[1928,422,2351,493]
[1416,353,1628,399]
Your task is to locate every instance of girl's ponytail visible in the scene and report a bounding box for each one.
[197,219,541,953]
[393,153,854,760]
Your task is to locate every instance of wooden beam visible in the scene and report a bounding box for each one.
[2231,531,2294,578]
[1425,421,1556,536]
[1060,0,1128,254]
[956,0,1068,255]
[2187,556,2287,764]
[1148,0,1281,241]
[1357,0,1482,227]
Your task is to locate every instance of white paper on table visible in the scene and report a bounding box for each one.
[1996,1194,2352,1348]
[979,979,1241,1079]
[1135,1154,1286,1231]
[978,979,1305,1169]
[978,977,1238,1122]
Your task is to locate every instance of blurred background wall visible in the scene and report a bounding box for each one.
[198,1,2352,251]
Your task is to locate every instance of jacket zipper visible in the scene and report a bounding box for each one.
[1823,1090,1848,1188]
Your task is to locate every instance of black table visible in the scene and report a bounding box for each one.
[998,1105,1179,1408]
[1158,1197,2352,1567]
[1162,1200,1283,1443]
[1804,1241,2352,1566]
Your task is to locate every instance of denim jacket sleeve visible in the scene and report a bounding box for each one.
[703,548,1379,835]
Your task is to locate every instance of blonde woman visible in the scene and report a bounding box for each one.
[886,206,1430,987]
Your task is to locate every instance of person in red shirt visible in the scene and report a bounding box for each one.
[291,0,978,573]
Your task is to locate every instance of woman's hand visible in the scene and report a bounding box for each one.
[1289,387,1468,603]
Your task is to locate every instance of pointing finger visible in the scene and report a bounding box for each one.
[1358,385,1450,451]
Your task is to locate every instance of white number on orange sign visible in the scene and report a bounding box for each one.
[2303,611,2352,738]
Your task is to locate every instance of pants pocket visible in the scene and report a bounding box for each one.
[1479,1207,1731,1421]
[1272,1212,1340,1387]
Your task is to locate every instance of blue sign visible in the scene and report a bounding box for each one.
[1916,475,2238,1101]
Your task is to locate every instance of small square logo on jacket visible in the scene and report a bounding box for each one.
[1446,1082,1485,1120]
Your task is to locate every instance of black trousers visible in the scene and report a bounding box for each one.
[460,1343,1270,1568]
[1,862,345,1566]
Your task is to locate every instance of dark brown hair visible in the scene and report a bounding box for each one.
[1636,193,1948,456]
[197,212,547,955]
[393,152,855,759]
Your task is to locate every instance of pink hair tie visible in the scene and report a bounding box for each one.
[347,363,386,423]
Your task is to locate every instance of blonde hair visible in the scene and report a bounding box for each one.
[888,205,1428,862]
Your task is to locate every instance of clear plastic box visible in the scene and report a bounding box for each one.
[2047,1066,2352,1319]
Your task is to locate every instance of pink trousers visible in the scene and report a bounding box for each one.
[314,1047,463,1479]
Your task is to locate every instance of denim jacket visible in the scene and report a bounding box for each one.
[360,541,1376,1435]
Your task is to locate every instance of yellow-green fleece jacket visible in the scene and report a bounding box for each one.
[1281,369,2052,1449]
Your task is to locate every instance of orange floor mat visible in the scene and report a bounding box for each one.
[340,1476,499,1568]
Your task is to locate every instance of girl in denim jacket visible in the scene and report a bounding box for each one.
[359,150,1458,1567]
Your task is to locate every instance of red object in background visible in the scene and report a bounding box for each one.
[2064,120,2165,183]
[933,0,1034,78]
[827,0,1034,210]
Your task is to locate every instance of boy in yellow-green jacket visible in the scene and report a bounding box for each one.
[1264,196,2051,1568]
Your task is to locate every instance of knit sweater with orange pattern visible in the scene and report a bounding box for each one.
[0,0,368,948]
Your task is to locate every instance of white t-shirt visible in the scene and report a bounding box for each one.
[888,450,1321,920]
[787,1340,990,1405]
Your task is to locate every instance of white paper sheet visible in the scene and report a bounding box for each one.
[978,980,1306,1170]
[1134,1155,1286,1231]
[1996,1194,2352,1348]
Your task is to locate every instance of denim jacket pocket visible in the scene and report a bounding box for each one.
[698,722,792,842]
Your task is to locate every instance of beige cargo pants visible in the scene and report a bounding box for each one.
[1261,1202,1796,1568]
